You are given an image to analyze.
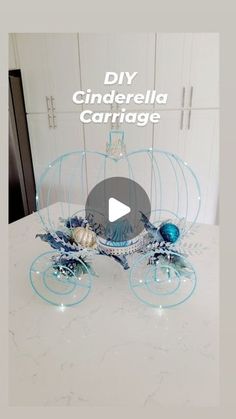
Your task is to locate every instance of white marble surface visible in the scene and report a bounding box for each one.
[9,204,219,406]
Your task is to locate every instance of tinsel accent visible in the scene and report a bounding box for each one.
[36,212,202,276]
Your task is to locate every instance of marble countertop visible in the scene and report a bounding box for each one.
[9,204,219,406]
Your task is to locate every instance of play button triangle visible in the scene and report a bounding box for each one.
[108,197,131,222]
[85,176,151,242]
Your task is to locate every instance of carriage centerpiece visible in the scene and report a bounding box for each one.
[30,130,201,309]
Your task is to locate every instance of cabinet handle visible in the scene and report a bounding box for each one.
[50,96,57,128]
[187,87,193,130]
[52,115,57,128]
[188,110,192,130]
[181,87,186,108]
[50,96,56,110]
[189,86,193,108]
[47,113,52,129]
[46,96,53,128]
[46,96,51,112]
[180,110,184,130]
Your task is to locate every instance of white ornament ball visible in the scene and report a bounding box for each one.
[72,225,97,249]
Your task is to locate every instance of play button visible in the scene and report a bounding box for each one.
[85,177,151,242]
[108,198,130,222]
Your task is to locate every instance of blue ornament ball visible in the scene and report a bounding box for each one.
[159,223,180,243]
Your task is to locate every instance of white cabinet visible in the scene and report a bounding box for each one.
[153,110,185,155]
[9,34,17,70]
[51,113,85,157]
[152,111,185,217]
[152,110,219,225]
[16,35,50,113]
[183,109,219,224]
[27,113,87,207]
[16,34,81,113]
[27,114,55,168]
[79,33,155,109]
[27,113,84,165]
[189,33,219,109]
[155,33,219,110]
[155,34,191,109]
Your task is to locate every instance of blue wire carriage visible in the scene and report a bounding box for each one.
[30,130,201,308]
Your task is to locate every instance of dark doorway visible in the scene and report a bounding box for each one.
[9,70,36,223]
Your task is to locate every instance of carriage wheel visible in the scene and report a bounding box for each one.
[129,251,197,308]
[29,251,92,307]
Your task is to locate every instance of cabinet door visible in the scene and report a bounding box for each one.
[155,34,192,109]
[27,113,86,207]
[46,34,81,112]
[152,111,186,216]
[9,34,17,70]
[189,33,219,108]
[27,114,55,168]
[79,33,155,109]
[27,113,85,165]
[16,35,51,113]
[153,110,185,155]
[183,110,219,224]
[16,34,81,113]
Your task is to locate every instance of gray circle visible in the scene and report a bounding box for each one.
[85,177,151,242]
